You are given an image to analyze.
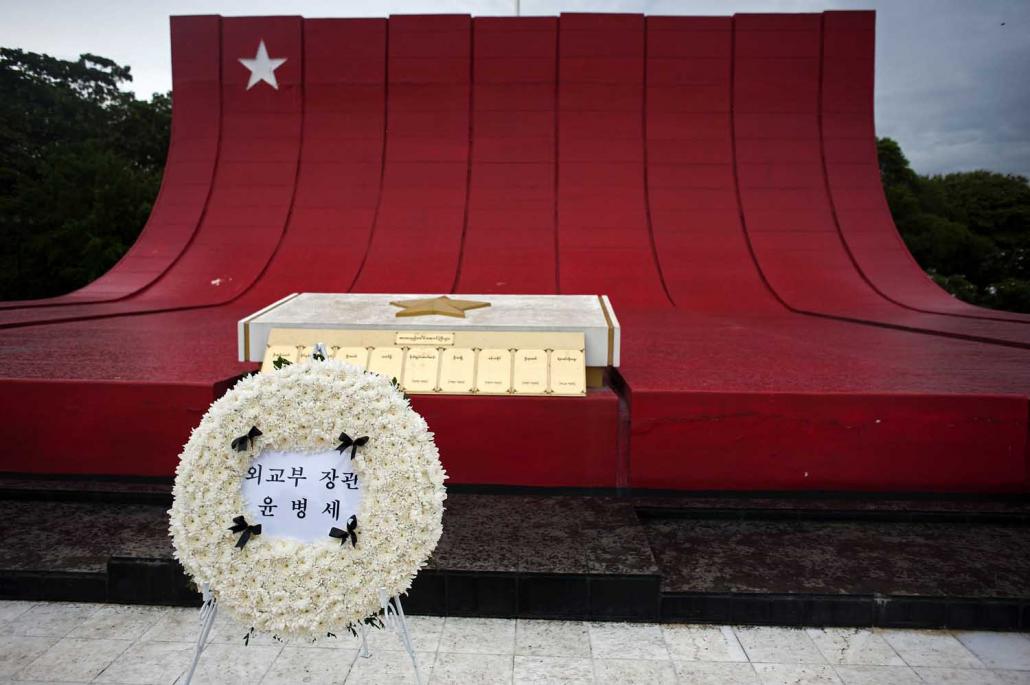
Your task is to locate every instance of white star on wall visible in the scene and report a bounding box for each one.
[238,40,287,90]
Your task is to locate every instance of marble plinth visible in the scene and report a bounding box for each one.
[238,293,620,368]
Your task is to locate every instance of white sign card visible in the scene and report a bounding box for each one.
[241,450,362,542]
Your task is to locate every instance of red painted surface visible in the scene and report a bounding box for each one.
[731,14,1030,348]
[619,309,1029,492]
[243,18,388,303]
[455,18,558,294]
[630,387,1027,492]
[646,16,778,314]
[350,15,472,294]
[411,390,619,486]
[557,14,671,310]
[1,378,234,476]
[0,12,1028,492]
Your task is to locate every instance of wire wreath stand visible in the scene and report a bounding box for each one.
[183,583,424,685]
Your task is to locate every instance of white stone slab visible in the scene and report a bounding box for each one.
[238,293,620,367]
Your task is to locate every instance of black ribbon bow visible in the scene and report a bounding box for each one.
[329,515,358,547]
[335,432,368,460]
[229,515,262,549]
[231,426,263,452]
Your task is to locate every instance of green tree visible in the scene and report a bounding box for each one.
[0,48,169,300]
[878,137,1030,313]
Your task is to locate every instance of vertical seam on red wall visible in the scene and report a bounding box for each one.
[131,16,226,301]
[726,15,1029,348]
[553,18,562,293]
[816,13,908,312]
[349,20,390,292]
[232,18,307,306]
[451,18,475,293]
[819,18,1023,325]
[729,16,796,313]
[641,18,676,307]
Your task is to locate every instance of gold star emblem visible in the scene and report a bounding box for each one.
[390,295,491,318]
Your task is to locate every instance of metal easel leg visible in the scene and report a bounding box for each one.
[379,589,423,685]
[183,583,218,685]
[358,621,371,658]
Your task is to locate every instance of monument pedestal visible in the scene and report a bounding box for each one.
[237,293,622,486]
[239,293,620,393]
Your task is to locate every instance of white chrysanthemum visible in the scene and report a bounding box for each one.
[169,361,446,640]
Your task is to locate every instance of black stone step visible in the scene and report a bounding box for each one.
[646,517,1030,631]
[5,475,1029,523]
[3,490,1029,630]
[0,474,172,505]
[0,494,661,621]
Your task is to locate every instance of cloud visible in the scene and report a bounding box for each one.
[867,0,1030,176]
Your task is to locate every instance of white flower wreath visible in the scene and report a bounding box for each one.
[169,360,446,640]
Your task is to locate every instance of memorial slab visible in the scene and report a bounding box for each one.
[238,293,620,369]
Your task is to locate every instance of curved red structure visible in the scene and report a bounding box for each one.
[730,14,1030,349]
[457,17,558,295]
[820,13,1030,325]
[0,12,1027,493]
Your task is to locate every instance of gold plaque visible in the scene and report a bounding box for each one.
[367,347,403,381]
[476,348,512,395]
[512,349,548,395]
[402,348,441,393]
[334,346,369,369]
[395,331,455,347]
[261,344,300,372]
[550,349,586,395]
[438,347,475,394]
[258,328,592,399]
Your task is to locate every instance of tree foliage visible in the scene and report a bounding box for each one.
[0,48,169,300]
[878,137,1030,313]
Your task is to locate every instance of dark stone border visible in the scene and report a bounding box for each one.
[403,570,661,621]
[0,560,661,622]
[662,592,1030,631]
[0,569,107,603]
[0,472,173,484]
[0,488,172,506]
[108,557,201,606]
[4,560,1028,631]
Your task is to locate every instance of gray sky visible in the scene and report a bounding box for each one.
[2,0,1029,177]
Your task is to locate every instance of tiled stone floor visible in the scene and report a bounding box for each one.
[2,601,1030,684]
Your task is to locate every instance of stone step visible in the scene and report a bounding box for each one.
[2,489,1029,630]
[633,493,1030,523]
[646,517,1030,630]
[5,475,1029,522]
[0,494,661,621]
